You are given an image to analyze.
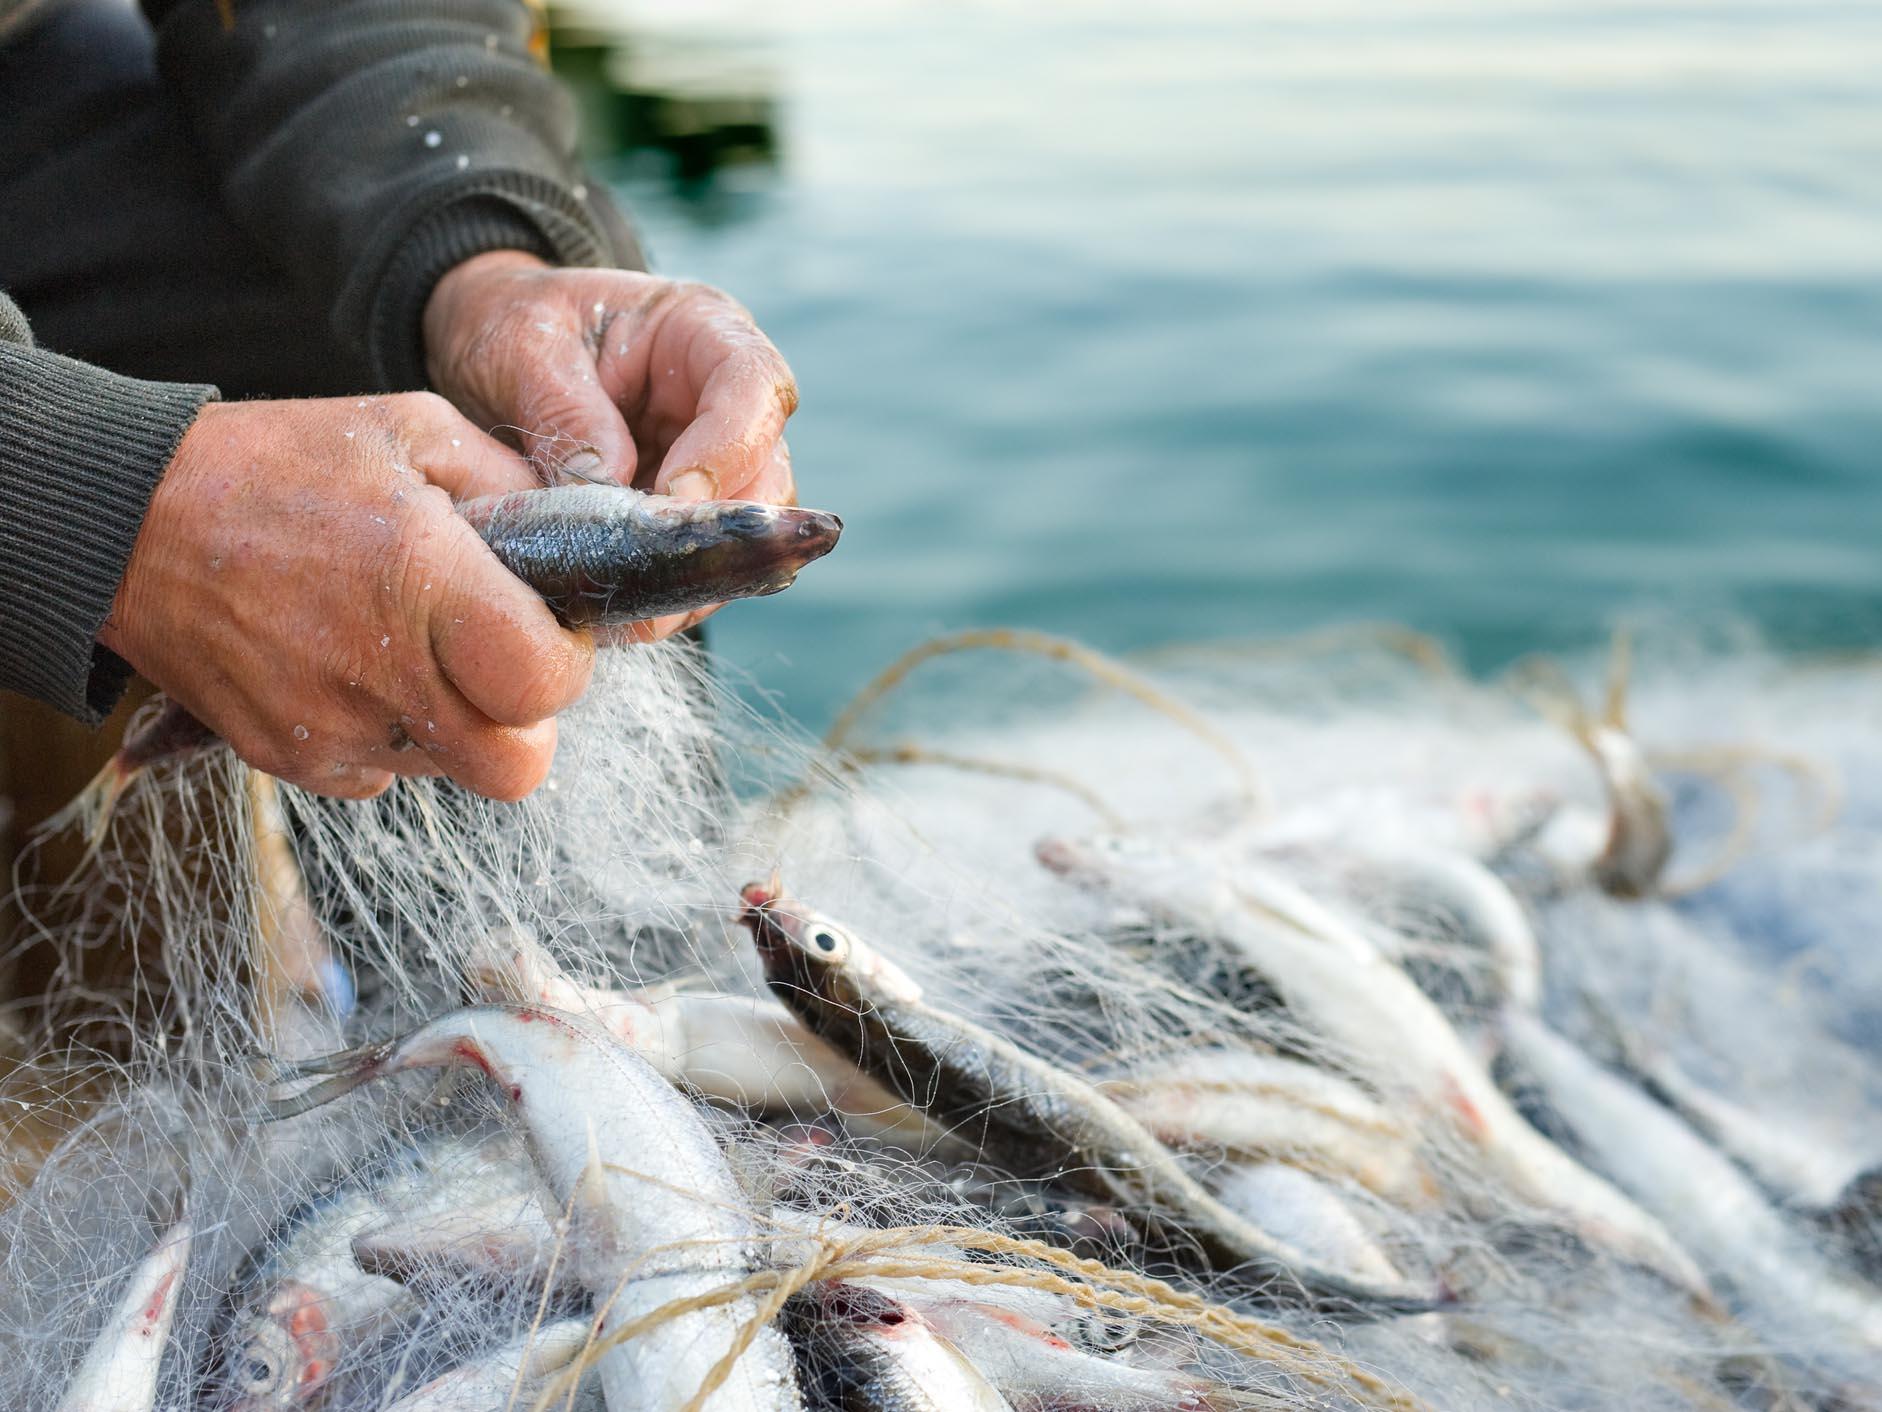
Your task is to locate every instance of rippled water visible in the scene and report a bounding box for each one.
[554,0,1882,723]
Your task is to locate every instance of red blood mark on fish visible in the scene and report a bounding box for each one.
[135,1270,179,1336]
[979,1304,1073,1352]
[449,1039,494,1079]
[1442,1074,1491,1142]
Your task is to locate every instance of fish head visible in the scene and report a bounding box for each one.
[1036,830,1192,898]
[738,880,923,1009]
[218,1286,336,1410]
[674,501,844,603]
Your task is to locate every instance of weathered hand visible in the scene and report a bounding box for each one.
[422,251,800,637]
[97,395,595,801]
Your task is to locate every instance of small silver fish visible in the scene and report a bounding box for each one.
[1098,1047,1438,1209]
[785,1283,1015,1412]
[55,1220,192,1412]
[1037,831,1712,1302]
[210,1188,415,1412]
[378,1317,595,1412]
[1514,635,1672,898]
[1577,720,1673,900]
[908,1294,1285,1412]
[264,1005,800,1412]
[468,927,915,1129]
[1594,1006,1882,1214]
[1501,1011,1882,1365]
[740,881,1441,1314]
[458,483,842,628]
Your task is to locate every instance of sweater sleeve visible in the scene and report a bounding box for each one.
[0,292,215,723]
[140,0,635,392]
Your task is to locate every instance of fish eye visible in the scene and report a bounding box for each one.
[809,928,844,955]
[238,1351,279,1392]
[232,1323,291,1395]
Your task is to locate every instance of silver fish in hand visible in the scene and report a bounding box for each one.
[458,483,842,628]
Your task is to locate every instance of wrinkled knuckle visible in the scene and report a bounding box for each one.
[413,388,454,420]
[374,529,431,626]
[388,513,468,615]
[323,643,377,699]
[456,305,547,378]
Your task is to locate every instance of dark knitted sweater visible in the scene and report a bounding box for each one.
[0,0,618,722]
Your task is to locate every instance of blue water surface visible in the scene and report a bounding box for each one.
[555,0,1882,725]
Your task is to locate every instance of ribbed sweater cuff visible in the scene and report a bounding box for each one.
[362,175,614,391]
[0,342,215,723]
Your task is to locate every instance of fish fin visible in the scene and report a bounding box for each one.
[259,1037,387,1082]
[39,757,135,877]
[258,1037,396,1120]
[572,1117,610,1221]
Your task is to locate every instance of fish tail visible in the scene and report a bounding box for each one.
[261,1063,384,1121]
[256,1034,400,1119]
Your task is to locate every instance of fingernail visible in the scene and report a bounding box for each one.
[668,469,717,501]
[557,450,607,486]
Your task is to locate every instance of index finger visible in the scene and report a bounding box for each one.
[653,343,799,503]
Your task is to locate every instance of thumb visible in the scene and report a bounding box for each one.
[490,314,641,487]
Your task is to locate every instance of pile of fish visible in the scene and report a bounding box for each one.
[8,624,1882,1411]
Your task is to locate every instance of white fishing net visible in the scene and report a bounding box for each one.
[3,624,1879,1410]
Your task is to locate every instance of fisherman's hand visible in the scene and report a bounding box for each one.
[97,395,596,802]
[422,251,800,636]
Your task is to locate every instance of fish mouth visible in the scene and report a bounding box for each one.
[691,506,842,607]
[738,877,801,965]
[762,507,842,567]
